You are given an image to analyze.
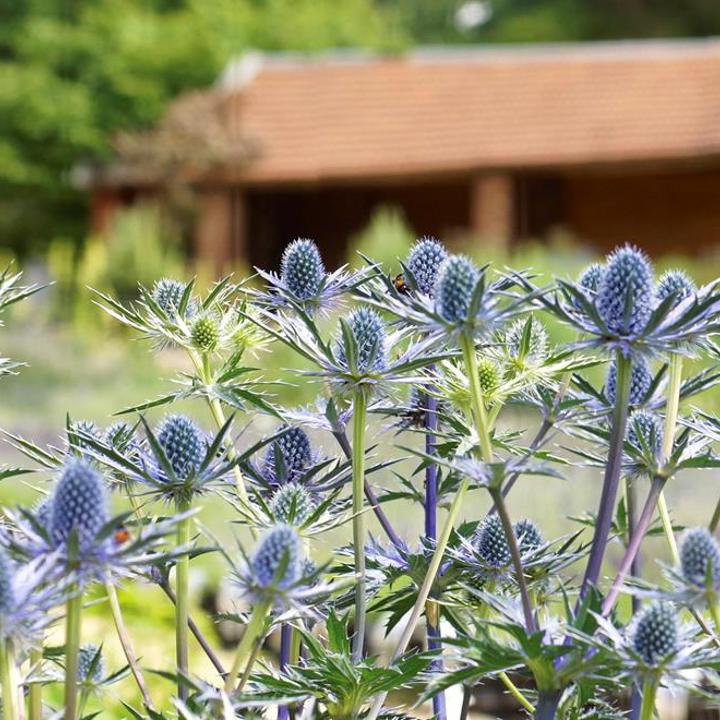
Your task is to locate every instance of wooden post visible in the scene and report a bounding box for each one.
[469,173,514,250]
[194,188,240,272]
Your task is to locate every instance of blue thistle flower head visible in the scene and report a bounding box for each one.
[251,525,303,590]
[514,519,543,555]
[680,527,720,590]
[606,356,653,405]
[280,239,326,300]
[596,246,655,335]
[270,483,315,525]
[337,307,387,374]
[631,601,679,665]
[405,237,448,297]
[0,549,14,615]
[626,410,662,454]
[78,644,104,683]
[578,263,605,294]
[435,255,479,323]
[476,515,511,567]
[657,270,696,308]
[505,317,549,363]
[152,279,194,317]
[69,420,101,452]
[263,426,312,482]
[50,459,109,551]
[157,414,205,481]
[33,498,51,529]
[104,421,136,453]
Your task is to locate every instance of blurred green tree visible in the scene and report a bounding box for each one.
[0,0,404,256]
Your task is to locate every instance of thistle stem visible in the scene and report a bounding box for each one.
[105,581,155,710]
[351,388,368,663]
[224,598,271,693]
[175,498,191,702]
[64,586,83,720]
[602,476,666,616]
[366,333,510,720]
[333,429,403,550]
[278,624,292,720]
[710,600,720,637]
[579,351,633,602]
[657,353,682,564]
[191,350,254,532]
[423,382,446,720]
[639,680,657,720]
[489,487,536,633]
[28,647,42,720]
[535,691,562,720]
[159,581,226,677]
[500,672,535,712]
[1,639,19,720]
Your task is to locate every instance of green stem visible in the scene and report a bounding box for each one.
[640,680,657,720]
[28,647,42,720]
[175,498,191,702]
[459,335,494,461]
[190,351,254,532]
[710,599,720,637]
[499,671,535,712]
[64,587,83,720]
[105,582,155,710]
[224,598,272,693]
[1,639,19,720]
[351,388,368,663]
[77,688,90,720]
[658,353,682,564]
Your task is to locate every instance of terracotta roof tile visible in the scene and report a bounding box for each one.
[106,40,720,185]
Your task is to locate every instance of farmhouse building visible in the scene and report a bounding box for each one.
[89,39,720,268]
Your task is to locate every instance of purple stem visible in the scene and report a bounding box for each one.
[333,430,404,550]
[577,352,633,605]
[424,389,446,720]
[626,477,642,720]
[602,477,665,616]
[278,624,292,720]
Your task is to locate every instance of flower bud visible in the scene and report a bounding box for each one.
[632,601,678,665]
[264,426,312,480]
[270,483,315,525]
[252,525,303,589]
[78,644,104,683]
[476,516,511,567]
[50,459,109,551]
[157,414,204,481]
[405,237,448,297]
[680,527,720,589]
[626,410,662,454]
[606,357,652,405]
[435,255,478,323]
[657,269,696,308]
[152,279,193,317]
[338,307,387,373]
[514,519,543,554]
[191,315,220,352]
[280,239,325,300]
[596,246,655,335]
[477,358,499,396]
[578,263,605,294]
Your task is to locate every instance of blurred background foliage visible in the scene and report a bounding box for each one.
[3,0,720,257]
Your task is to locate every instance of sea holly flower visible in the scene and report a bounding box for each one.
[190,314,221,353]
[404,236,448,297]
[261,425,313,486]
[578,263,605,295]
[605,356,653,406]
[251,525,304,592]
[657,270,696,306]
[514,519,543,555]
[503,316,549,370]
[252,237,374,315]
[680,528,720,590]
[66,419,102,456]
[623,410,663,479]
[77,644,104,684]
[631,601,678,665]
[476,515,512,568]
[269,484,316,525]
[336,307,388,375]
[531,244,720,356]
